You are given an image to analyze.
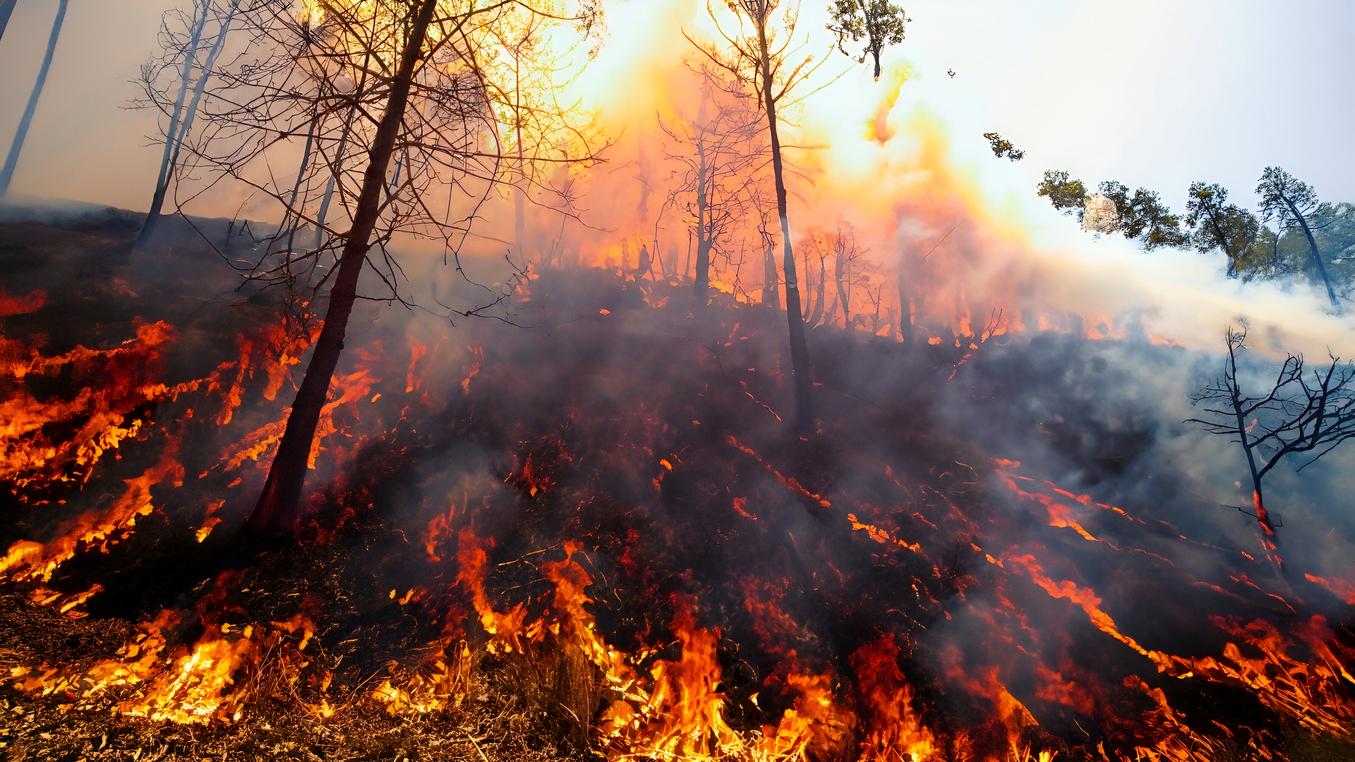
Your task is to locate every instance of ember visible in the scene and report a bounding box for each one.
[1,1,1353,760]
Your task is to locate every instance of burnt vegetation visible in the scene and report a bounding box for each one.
[1,211,1353,760]
[0,1,1353,761]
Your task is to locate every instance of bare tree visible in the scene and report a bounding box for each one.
[828,220,866,329]
[0,0,67,197]
[1188,324,1355,542]
[143,0,602,540]
[659,65,763,304]
[688,0,832,432]
[481,1,598,262]
[799,229,829,328]
[135,0,240,248]
[757,202,780,309]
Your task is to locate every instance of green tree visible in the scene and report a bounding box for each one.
[1036,169,1088,221]
[1256,166,1338,307]
[1096,181,1187,250]
[1036,172,1187,249]
[1184,181,1259,277]
[983,131,1024,162]
[828,0,907,80]
[1314,203,1355,291]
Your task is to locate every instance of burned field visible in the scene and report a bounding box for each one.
[0,214,1351,760]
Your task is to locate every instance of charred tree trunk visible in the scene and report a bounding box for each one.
[247,0,438,540]
[755,18,813,431]
[692,87,713,304]
[692,134,711,301]
[896,261,912,344]
[0,0,68,197]
[1224,339,1278,540]
[812,253,827,326]
[683,231,693,281]
[835,252,851,330]
[513,55,527,260]
[804,251,825,328]
[694,234,713,302]
[761,238,779,309]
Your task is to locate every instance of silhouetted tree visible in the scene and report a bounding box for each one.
[1188,323,1355,543]
[828,0,907,80]
[135,0,239,248]
[756,199,781,309]
[659,65,764,303]
[829,221,866,329]
[145,0,603,539]
[689,0,834,432]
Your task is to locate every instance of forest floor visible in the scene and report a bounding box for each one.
[1,205,1353,761]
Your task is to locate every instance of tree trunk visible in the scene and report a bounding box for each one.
[314,45,374,252]
[835,253,850,330]
[761,239,779,309]
[247,0,438,540]
[896,261,912,344]
[692,86,713,304]
[272,109,319,257]
[694,235,712,302]
[683,231,693,280]
[513,55,527,259]
[693,164,711,302]
[0,0,68,197]
[1285,198,1339,307]
[1226,339,1278,541]
[804,251,824,328]
[0,0,20,43]
[138,0,238,248]
[1206,210,1238,278]
[813,254,827,326]
[756,15,813,432]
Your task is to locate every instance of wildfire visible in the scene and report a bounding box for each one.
[3,228,1353,759]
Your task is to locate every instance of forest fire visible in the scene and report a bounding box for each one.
[1,0,1354,759]
[2,253,1353,759]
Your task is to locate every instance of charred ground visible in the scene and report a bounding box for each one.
[1,209,1353,760]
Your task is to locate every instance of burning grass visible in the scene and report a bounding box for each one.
[1,215,1354,759]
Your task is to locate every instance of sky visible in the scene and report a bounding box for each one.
[2,0,1352,214]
